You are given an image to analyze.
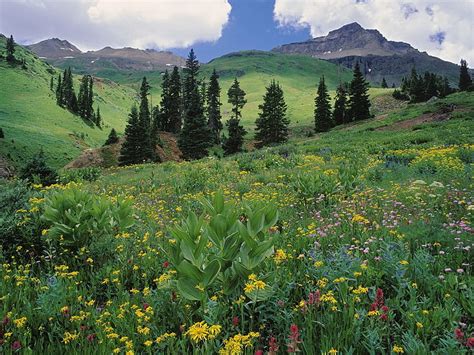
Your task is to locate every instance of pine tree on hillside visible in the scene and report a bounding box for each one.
[78,75,89,119]
[104,128,119,146]
[381,77,388,88]
[178,49,211,160]
[159,70,171,131]
[151,106,162,140]
[168,66,182,133]
[254,80,289,148]
[459,59,472,91]
[137,77,155,162]
[0,128,4,139]
[348,62,371,121]
[56,74,63,106]
[207,69,223,144]
[440,77,453,98]
[60,67,77,112]
[314,76,333,132]
[6,35,15,63]
[424,72,439,99]
[87,76,94,120]
[50,76,54,92]
[223,117,247,156]
[333,84,348,125]
[119,106,141,166]
[95,106,101,127]
[223,77,247,155]
[408,68,425,103]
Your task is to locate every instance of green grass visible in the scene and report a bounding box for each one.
[0,38,135,169]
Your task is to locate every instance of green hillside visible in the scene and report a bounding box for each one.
[0,37,135,169]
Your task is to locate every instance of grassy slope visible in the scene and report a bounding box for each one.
[0,38,135,169]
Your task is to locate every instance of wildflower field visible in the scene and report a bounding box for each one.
[1,93,473,354]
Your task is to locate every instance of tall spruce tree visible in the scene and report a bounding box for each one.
[314,76,333,132]
[95,106,101,127]
[56,74,62,106]
[168,66,182,133]
[50,76,54,91]
[348,62,371,121]
[119,106,141,166]
[223,77,247,155]
[459,59,472,91]
[178,49,211,160]
[207,69,223,144]
[104,128,119,146]
[254,80,289,148]
[137,77,155,162]
[6,35,15,63]
[408,68,425,103]
[333,84,348,125]
[61,67,77,112]
[159,71,171,131]
[381,77,388,88]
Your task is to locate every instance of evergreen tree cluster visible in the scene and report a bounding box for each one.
[223,78,247,155]
[459,59,473,91]
[314,62,371,132]
[6,35,16,63]
[394,67,453,103]
[55,69,100,126]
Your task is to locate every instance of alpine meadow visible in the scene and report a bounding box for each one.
[0,1,473,354]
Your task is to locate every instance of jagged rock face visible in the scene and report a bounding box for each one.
[273,22,415,59]
[27,38,82,59]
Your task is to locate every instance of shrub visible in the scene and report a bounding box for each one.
[41,188,134,262]
[59,167,101,184]
[20,150,58,186]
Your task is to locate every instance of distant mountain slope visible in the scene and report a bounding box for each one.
[26,38,82,59]
[0,36,135,169]
[27,38,186,78]
[272,22,461,86]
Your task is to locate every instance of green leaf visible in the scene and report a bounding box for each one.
[203,259,221,287]
[177,278,202,301]
[213,191,224,214]
[238,221,257,249]
[176,260,203,283]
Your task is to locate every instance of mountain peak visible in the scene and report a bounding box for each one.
[273,22,415,59]
[27,38,82,59]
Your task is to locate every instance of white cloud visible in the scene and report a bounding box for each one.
[274,0,474,64]
[0,0,232,50]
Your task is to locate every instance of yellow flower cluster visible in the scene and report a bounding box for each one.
[185,321,222,343]
[274,249,288,264]
[244,274,267,293]
[219,332,260,354]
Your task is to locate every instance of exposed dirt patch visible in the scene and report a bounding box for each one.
[65,132,182,169]
[376,104,457,131]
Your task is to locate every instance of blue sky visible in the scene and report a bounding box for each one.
[0,0,472,64]
[170,0,311,62]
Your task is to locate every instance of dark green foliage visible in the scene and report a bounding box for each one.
[179,49,211,160]
[333,84,348,125]
[6,35,15,63]
[207,69,223,144]
[20,150,58,186]
[459,59,472,91]
[314,76,333,132]
[158,70,171,131]
[50,76,54,91]
[137,77,155,162]
[104,128,118,146]
[397,68,455,102]
[78,75,94,122]
[222,118,247,156]
[57,67,78,113]
[95,106,101,127]
[0,127,4,139]
[254,80,289,148]
[55,74,62,106]
[381,77,388,88]
[348,62,371,121]
[227,78,246,121]
[168,66,182,133]
[119,106,141,166]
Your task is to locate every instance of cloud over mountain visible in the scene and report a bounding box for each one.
[273,0,474,64]
[0,0,232,50]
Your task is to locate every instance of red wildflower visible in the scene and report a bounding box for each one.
[143,303,150,310]
[308,290,320,305]
[86,333,96,342]
[255,350,264,355]
[466,337,474,348]
[163,261,169,268]
[11,340,21,350]
[2,317,9,325]
[287,324,302,353]
[455,328,464,341]
[269,336,279,354]
[375,288,384,308]
[232,316,239,327]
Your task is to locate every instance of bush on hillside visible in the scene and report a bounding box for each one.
[20,150,58,186]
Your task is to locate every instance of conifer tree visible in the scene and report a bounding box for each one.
[408,68,425,103]
[119,106,141,166]
[56,74,63,106]
[0,128,4,139]
[167,66,182,133]
[254,80,289,148]
[137,77,155,162]
[159,71,171,131]
[88,76,94,119]
[348,62,371,121]
[50,76,54,91]
[222,117,247,156]
[95,106,101,127]
[207,69,223,144]
[178,49,211,160]
[314,76,333,132]
[227,78,246,121]
[440,77,452,98]
[104,128,119,146]
[6,35,15,63]
[459,59,472,91]
[424,72,438,99]
[333,84,348,125]
[381,77,388,88]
